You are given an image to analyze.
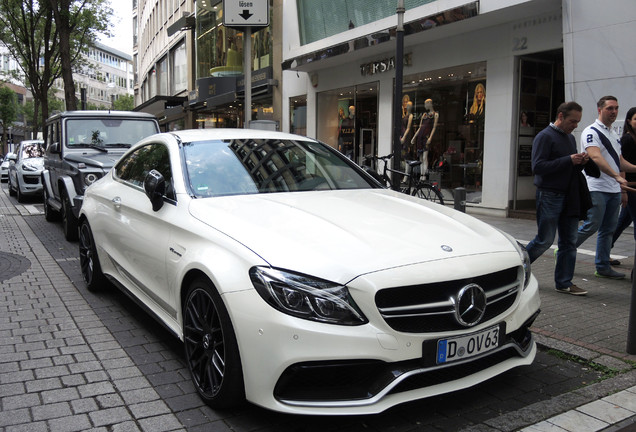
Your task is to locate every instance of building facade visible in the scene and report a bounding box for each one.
[57,42,135,109]
[133,0,282,132]
[281,0,636,215]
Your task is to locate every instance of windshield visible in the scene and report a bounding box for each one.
[183,138,375,197]
[22,143,45,158]
[66,118,158,148]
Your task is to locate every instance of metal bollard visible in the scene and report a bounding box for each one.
[453,187,466,212]
[627,250,636,354]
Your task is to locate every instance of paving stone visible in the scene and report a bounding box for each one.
[89,406,134,427]
[32,401,72,421]
[138,414,184,432]
[47,414,92,432]
[2,392,41,410]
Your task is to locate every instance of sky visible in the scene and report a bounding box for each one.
[98,3,133,56]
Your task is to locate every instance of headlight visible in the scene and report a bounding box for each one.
[516,241,532,289]
[22,162,38,171]
[84,173,100,187]
[250,267,368,325]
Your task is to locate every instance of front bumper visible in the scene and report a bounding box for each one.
[225,254,541,415]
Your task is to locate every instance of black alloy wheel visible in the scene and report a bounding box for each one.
[78,220,106,292]
[43,185,59,222]
[183,277,245,409]
[61,190,78,241]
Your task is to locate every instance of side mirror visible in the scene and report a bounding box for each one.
[49,142,60,154]
[144,169,166,211]
[7,153,17,162]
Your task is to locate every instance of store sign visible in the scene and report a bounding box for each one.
[360,53,412,76]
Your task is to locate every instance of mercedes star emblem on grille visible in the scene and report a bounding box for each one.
[454,283,487,326]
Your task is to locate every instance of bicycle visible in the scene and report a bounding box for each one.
[363,154,445,205]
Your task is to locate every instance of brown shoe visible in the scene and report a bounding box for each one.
[555,285,587,296]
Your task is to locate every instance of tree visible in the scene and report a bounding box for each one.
[49,0,113,111]
[0,85,18,156]
[113,94,134,111]
[0,0,59,138]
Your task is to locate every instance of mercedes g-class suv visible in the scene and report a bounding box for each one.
[42,111,160,240]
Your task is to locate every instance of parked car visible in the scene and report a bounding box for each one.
[79,129,540,415]
[0,155,10,182]
[42,110,160,241]
[7,140,46,202]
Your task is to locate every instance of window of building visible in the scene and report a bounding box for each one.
[297,0,434,45]
[170,40,187,94]
[316,83,378,165]
[401,62,486,199]
[157,55,168,95]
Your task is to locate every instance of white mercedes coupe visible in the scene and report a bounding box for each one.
[79,129,540,415]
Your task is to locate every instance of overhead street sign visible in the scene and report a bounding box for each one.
[223,0,269,28]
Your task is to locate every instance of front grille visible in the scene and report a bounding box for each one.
[376,267,520,333]
[22,175,40,185]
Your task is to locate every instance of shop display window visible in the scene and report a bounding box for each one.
[401,62,486,199]
[316,83,378,166]
[290,96,307,136]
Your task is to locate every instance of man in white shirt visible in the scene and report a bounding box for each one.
[576,96,636,279]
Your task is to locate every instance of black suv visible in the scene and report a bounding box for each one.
[42,111,160,240]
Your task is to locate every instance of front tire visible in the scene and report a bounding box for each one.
[16,182,24,203]
[79,219,106,291]
[183,277,245,409]
[8,176,16,196]
[61,189,79,241]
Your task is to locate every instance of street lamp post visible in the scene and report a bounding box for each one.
[392,0,405,189]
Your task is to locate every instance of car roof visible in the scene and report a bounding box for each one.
[165,128,316,143]
[46,110,158,122]
[19,140,45,145]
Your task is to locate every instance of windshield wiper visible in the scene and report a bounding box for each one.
[75,143,108,153]
[105,143,132,148]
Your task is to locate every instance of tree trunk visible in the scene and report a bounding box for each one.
[50,0,78,111]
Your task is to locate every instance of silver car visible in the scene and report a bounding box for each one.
[8,140,46,202]
[0,155,10,182]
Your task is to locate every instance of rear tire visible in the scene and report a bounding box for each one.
[413,183,445,205]
[183,277,245,409]
[61,190,79,241]
[79,219,106,291]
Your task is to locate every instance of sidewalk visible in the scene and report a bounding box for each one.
[1,185,636,431]
[467,212,636,432]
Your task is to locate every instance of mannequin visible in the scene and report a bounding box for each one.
[411,98,438,176]
[339,105,356,159]
[400,101,414,162]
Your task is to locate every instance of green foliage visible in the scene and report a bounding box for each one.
[113,94,135,111]
[0,85,18,155]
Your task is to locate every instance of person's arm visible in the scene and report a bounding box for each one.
[587,146,627,186]
[411,116,423,145]
[401,114,413,144]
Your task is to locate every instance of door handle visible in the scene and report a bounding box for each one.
[112,196,121,209]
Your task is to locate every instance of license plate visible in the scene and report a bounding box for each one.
[436,324,500,364]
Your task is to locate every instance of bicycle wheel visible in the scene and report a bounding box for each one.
[413,183,445,205]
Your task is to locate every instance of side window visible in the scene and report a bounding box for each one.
[115,143,174,200]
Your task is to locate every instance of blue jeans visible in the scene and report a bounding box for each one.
[526,190,579,290]
[576,191,621,272]
[612,191,636,246]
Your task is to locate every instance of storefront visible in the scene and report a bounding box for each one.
[282,0,565,214]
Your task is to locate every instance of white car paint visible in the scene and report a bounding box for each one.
[79,129,541,415]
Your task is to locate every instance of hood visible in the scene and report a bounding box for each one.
[64,151,126,170]
[188,190,518,283]
[22,157,44,169]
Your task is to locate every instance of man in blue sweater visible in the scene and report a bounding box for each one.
[525,102,589,295]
